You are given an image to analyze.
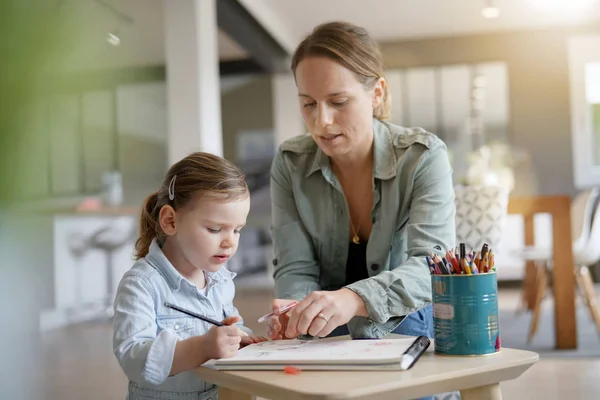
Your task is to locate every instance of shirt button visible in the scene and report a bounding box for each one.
[173,323,180,331]
[272,258,278,266]
[370,264,379,271]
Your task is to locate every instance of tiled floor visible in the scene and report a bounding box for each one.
[40,285,600,400]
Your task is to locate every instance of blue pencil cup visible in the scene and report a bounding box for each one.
[431,272,501,356]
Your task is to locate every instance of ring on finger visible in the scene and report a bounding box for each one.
[317,312,330,323]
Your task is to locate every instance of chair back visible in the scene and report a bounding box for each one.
[576,193,600,265]
[571,187,600,255]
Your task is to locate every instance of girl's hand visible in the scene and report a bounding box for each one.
[240,333,268,348]
[200,316,247,359]
[266,299,298,340]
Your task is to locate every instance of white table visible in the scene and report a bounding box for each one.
[195,335,538,400]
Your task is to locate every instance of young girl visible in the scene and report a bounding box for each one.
[113,152,265,400]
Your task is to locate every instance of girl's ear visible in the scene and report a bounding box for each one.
[158,205,177,236]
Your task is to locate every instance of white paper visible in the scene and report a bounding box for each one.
[213,337,416,366]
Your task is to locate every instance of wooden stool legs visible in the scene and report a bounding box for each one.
[527,263,549,343]
[575,266,600,337]
[527,263,600,343]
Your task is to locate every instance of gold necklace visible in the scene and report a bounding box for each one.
[350,216,361,244]
[333,164,369,245]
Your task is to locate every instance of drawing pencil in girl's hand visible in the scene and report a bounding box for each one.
[164,302,249,336]
[164,302,224,326]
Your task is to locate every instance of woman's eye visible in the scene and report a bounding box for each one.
[207,228,221,233]
[303,102,316,108]
[234,229,242,234]
[331,100,347,106]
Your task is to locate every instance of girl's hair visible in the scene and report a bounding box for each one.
[290,21,391,121]
[134,152,248,259]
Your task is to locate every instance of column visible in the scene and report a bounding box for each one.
[164,0,223,165]
[267,72,303,283]
[272,72,305,147]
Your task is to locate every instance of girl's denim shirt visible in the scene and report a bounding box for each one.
[270,118,456,339]
[113,239,249,400]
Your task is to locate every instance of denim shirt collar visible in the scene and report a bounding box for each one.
[146,239,236,291]
[306,118,397,180]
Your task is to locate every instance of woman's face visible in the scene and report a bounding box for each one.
[295,56,384,159]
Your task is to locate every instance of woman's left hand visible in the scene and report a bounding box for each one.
[285,288,368,338]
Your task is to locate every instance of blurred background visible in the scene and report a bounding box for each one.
[1,1,600,399]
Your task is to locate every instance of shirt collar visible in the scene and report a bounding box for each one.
[305,118,397,180]
[146,239,236,291]
[372,119,397,180]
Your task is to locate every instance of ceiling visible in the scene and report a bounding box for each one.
[64,0,247,71]
[241,0,600,53]
[65,0,600,70]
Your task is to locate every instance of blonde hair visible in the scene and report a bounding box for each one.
[291,21,390,121]
[135,152,248,259]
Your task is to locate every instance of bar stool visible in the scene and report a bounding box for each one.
[88,217,137,318]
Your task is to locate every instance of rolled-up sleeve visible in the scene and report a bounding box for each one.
[270,149,321,301]
[113,275,177,385]
[346,142,456,325]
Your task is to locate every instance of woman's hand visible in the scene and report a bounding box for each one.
[266,299,298,340]
[285,288,368,338]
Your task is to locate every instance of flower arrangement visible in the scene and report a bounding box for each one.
[460,141,515,192]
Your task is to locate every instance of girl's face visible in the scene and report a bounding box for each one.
[161,194,250,276]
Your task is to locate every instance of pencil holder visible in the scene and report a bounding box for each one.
[431,272,500,356]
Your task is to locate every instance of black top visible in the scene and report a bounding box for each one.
[345,241,370,285]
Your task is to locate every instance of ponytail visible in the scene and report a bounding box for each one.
[135,192,161,259]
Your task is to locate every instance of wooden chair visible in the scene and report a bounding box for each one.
[521,187,600,343]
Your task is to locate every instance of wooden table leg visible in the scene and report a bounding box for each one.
[460,383,503,400]
[219,387,255,400]
[523,214,536,311]
[552,197,577,349]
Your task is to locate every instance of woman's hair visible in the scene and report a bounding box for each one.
[290,21,390,121]
[135,152,248,259]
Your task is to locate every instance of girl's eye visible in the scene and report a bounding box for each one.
[331,100,347,107]
[234,229,242,234]
[207,228,221,233]
[303,102,316,108]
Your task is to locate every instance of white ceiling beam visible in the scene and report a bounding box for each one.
[236,0,299,56]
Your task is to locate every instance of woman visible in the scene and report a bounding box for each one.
[267,21,456,342]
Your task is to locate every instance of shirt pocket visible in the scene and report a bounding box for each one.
[222,303,237,319]
[156,315,196,339]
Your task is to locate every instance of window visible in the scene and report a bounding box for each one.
[385,62,510,183]
[568,35,600,188]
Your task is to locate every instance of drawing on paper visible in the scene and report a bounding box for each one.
[250,339,311,351]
